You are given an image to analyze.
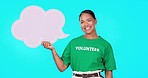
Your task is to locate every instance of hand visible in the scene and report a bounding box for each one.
[42,41,54,50]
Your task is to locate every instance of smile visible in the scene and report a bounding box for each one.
[85,26,91,31]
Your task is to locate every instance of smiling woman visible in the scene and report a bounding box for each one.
[42,10,116,78]
[79,10,97,36]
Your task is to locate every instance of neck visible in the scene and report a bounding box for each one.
[84,31,99,39]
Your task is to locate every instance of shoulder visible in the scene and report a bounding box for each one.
[70,35,83,42]
[99,37,112,47]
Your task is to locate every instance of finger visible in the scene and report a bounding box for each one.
[43,41,46,46]
[41,41,44,45]
[48,42,51,45]
[41,41,45,44]
[45,42,49,47]
[46,41,51,45]
[44,42,47,46]
[45,41,49,45]
[43,41,47,46]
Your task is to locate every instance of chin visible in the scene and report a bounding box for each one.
[84,31,92,34]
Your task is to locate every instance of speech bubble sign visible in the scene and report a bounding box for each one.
[12,5,69,48]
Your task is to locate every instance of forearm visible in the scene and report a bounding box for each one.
[51,48,67,72]
[105,70,112,78]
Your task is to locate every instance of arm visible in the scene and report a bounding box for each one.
[103,44,116,78]
[42,41,67,72]
[105,70,112,78]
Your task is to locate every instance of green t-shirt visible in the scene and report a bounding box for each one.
[61,35,116,72]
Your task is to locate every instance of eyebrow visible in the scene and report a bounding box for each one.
[80,18,92,21]
[87,18,92,20]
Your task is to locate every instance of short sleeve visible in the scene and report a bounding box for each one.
[61,41,71,67]
[103,44,116,70]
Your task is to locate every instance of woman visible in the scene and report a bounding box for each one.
[42,10,116,78]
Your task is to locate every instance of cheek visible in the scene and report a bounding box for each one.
[90,22,95,25]
[80,24,84,28]
[90,22,96,27]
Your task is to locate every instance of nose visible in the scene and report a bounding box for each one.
[84,22,89,27]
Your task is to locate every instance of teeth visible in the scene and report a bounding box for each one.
[85,26,90,30]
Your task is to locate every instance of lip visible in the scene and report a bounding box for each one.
[84,26,91,31]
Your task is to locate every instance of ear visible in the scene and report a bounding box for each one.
[95,19,97,25]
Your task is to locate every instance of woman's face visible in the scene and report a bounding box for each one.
[80,13,97,34]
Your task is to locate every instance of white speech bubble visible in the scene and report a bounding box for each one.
[12,5,69,48]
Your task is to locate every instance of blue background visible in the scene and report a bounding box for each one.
[0,0,148,78]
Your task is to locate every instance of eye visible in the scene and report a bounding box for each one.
[87,19,92,22]
[81,21,84,24]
